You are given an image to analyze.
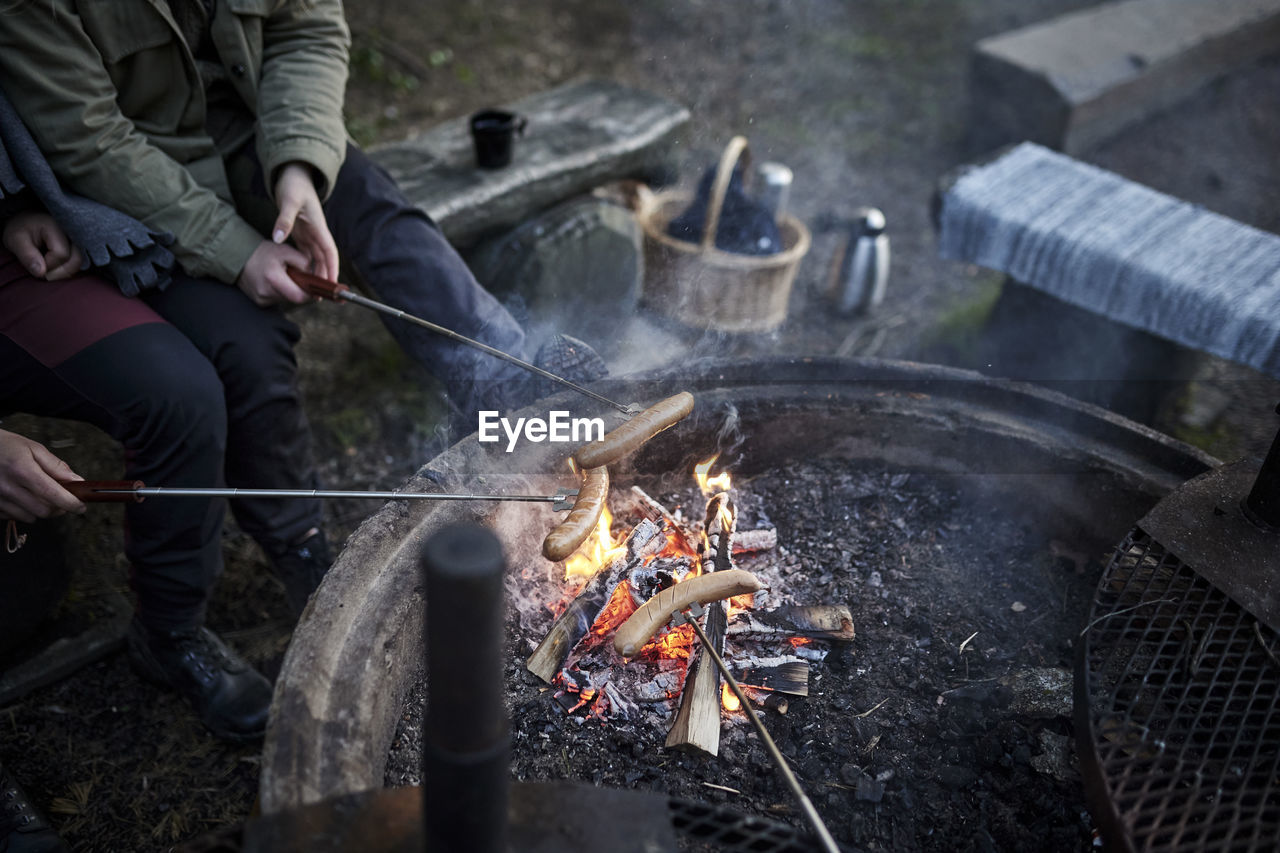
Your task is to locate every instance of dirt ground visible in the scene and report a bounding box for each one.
[3,1,1278,851]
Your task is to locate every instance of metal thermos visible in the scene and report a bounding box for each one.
[833,207,890,315]
[754,161,793,221]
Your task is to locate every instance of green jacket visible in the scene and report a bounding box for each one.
[0,0,350,282]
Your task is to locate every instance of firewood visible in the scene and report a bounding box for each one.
[666,493,735,756]
[619,485,696,553]
[726,605,855,642]
[628,555,696,608]
[735,662,809,696]
[526,519,662,683]
[732,528,777,553]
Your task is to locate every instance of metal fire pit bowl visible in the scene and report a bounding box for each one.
[1077,457,1280,852]
[260,356,1216,825]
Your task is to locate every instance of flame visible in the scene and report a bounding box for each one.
[722,682,741,713]
[727,591,755,615]
[630,621,695,663]
[563,502,623,581]
[694,455,732,496]
[587,581,638,641]
[717,499,735,531]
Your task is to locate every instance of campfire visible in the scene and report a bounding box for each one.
[525,454,854,755]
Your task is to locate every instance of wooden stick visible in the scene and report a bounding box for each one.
[666,494,734,755]
[526,519,662,683]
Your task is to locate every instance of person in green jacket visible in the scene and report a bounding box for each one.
[0,0,599,742]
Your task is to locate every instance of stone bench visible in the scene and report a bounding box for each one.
[969,0,1280,154]
[936,142,1280,419]
[369,78,690,247]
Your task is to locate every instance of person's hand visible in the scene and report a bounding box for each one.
[0,429,85,523]
[273,162,339,284]
[2,211,84,281]
[236,239,315,306]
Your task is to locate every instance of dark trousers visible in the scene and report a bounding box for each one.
[0,258,321,632]
[230,142,534,431]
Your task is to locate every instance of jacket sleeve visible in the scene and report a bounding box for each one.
[256,0,351,200]
[0,2,262,283]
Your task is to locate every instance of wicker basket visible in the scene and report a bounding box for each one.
[637,136,810,333]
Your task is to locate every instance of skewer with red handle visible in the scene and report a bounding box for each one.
[58,480,577,510]
[285,267,640,416]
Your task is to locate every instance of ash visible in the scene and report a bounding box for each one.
[386,461,1095,851]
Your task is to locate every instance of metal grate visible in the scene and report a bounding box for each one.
[668,797,835,852]
[1079,528,1280,852]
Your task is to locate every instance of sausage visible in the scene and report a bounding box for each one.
[573,392,695,470]
[613,568,763,657]
[542,466,610,561]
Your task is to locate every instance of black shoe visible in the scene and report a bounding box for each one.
[0,761,70,853]
[268,528,332,620]
[126,619,272,743]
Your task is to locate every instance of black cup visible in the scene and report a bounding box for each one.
[469,109,527,169]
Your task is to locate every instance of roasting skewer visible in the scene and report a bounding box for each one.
[678,602,842,853]
[286,267,641,417]
[59,480,578,510]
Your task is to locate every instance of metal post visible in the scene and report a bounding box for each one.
[421,524,510,853]
[1245,404,1280,530]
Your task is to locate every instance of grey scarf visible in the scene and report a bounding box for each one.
[0,88,175,295]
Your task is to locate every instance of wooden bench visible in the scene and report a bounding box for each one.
[936,142,1280,419]
[369,78,690,247]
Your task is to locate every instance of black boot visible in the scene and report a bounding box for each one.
[0,761,70,853]
[267,528,332,620]
[126,619,273,743]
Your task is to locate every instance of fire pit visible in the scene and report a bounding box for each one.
[261,357,1214,849]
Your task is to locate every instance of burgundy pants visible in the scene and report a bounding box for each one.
[0,253,321,632]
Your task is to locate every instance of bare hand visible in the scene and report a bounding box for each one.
[273,162,340,284]
[2,211,84,281]
[236,240,314,306]
[0,429,85,523]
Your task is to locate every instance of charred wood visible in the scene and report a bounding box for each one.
[526,519,662,683]
[732,528,777,553]
[735,661,810,696]
[628,555,696,608]
[618,485,696,553]
[726,605,855,642]
[762,694,790,714]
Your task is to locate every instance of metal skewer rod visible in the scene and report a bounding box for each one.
[286,268,639,416]
[62,481,578,510]
[681,604,843,853]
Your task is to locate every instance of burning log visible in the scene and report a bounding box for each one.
[526,519,662,683]
[619,485,696,553]
[726,605,855,642]
[634,669,683,703]
[628,556,695,608]
[666,493,736,756]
